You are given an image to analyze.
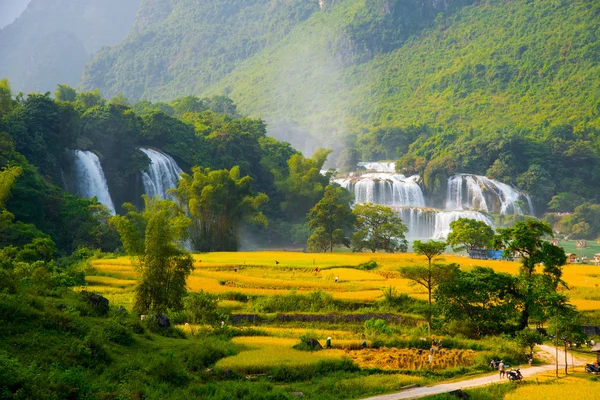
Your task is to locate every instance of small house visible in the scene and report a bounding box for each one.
[591,343,600,363]
[566,253,577,263]
[594,254,600,266]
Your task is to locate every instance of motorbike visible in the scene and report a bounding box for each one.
[585,363,600,373]
[506,369,523,381]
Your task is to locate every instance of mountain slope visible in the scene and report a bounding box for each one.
[81,0,600,157]
[81,0,321,101]
[0,0,140,94]
[0,0,30,28]
[205,0,600,149]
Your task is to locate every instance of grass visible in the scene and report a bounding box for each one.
[214,336,347,374]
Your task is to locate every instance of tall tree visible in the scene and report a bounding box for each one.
[110,196,193,314]
[351,203,408,253]
[307,185,354,252]
[276,149,331,222]
[446,218,495,256]
[495,220,567,329]
[174,166,268,252]
[409,239,447,335]
[435,266,517,337]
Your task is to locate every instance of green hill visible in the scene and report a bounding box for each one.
[81,0,600,153]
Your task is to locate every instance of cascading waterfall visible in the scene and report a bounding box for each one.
[334,173,425,207]
[446,174,534,215]
[73,150,116,215]
[139,148,183,200]
[335,162,534,240]
[357,161,396,173]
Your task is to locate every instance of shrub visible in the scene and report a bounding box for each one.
[181,338,237,372]
[184,291,223,326]
[146,353,189,387]
[364,318,392,338]
[357,260,377,270]
[102,320,134,345]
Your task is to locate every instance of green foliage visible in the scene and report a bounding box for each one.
[515,328,544,355]
[412,240,447,265]
[364,318,391,339]
[183,291,225,326]
[435,267,518,337]
[447,218,495,255]
[495,220,567,329]
[307,185,355,252]
[110,197,193,314]
[174,166,269,252]
[351,203,408,253]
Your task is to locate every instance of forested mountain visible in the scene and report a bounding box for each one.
[81,1,600,154]
[0,0,140,94]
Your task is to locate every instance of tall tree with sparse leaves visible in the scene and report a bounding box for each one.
[110,196,193,314]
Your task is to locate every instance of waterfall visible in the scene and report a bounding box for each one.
[334,173,425,207]
[446,174,534,215]
[432,210,495,240]
[73,150,116,215]
[391,207,437,239]
[139,148,183,200]
[357,162,396,173]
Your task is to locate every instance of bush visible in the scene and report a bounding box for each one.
[146,353,189,387]
[357,260,377,270]
[364,318,392,338]
[181,338,237,372]
[184,291,223,326]
[252,290,335,313]
[102,320,134,345]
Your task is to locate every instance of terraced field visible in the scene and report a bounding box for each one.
[86,251,600,311]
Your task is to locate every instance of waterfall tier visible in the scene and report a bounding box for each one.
[357,162,396,173]
[446,174,534,215]
[390,207,495,239]
[73,150,116,215]
[334,173,425,207]
[140,148,183,200]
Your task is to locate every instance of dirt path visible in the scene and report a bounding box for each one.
[361,345,588,400]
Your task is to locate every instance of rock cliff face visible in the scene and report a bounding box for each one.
[0,0,140,93]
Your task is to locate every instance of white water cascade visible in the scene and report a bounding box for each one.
[446,174,534,215]
[140,148,183,200]
[357,161,396,173]
[334,173,425,207]
[334,162,534,240]
[73,150,116,215]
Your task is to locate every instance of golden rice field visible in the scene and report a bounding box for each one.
[87,251,600,311]
[503,374,598,400]
[346,348,477,371]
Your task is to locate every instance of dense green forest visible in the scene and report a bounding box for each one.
[0,79,334,255]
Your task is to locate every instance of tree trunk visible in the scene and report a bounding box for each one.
[428,257,432,337]
[518,307,530,330]
[564,344,568,375]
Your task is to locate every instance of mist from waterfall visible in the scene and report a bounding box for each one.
[73,150,116,215]
[140,148,183,200]
[357,161,396,173]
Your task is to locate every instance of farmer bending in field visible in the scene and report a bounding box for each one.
[498,360,506,379]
